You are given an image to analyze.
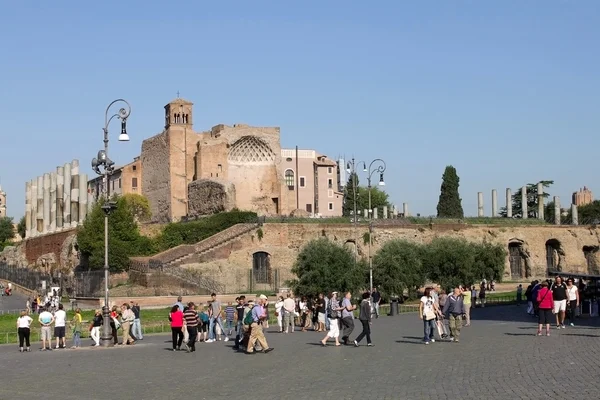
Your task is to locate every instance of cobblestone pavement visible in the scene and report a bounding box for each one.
[1,305,599,400]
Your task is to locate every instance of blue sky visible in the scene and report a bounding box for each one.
[1,1,598,219]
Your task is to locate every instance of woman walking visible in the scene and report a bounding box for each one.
[536,281,554,336]
[71,308,83,349]
[566,279,579,327]
[16,310,33,352]
[275,296,284,333]
[169,305,184,351]
[420,287,441,345]
[320,292,343,346]
[90,309,103,346]
[353,292,373,347]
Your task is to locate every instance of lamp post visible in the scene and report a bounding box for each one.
[365,159,386,298]
[91,99,131,347]
[345,158,364,262]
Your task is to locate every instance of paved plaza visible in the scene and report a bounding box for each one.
[1,305,599,399]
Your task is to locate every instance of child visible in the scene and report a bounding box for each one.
[225,302,235,337]
[199,306,210,342]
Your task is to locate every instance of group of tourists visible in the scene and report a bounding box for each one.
[419,284,472,344]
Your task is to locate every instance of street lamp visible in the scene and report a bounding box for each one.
[91,99,131,347]
[365,159,386,299]
[346,158,366,262]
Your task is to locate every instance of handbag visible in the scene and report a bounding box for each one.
[424,309,436,321]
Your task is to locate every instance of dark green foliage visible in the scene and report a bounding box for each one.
[290,238,366,296]
[0,216,14,244]
[17,216,26,239]
[77,197,155,272]
[436,166,464,218]
[342,172,360,217]
[155,211,258,251]
[342,173,391,219]
[372,240,424,299]
[422,237,506,292]
[567,200,600,224]
[500,180,553,218]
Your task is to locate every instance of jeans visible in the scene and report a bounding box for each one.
[171,327,184,349]
[373,302,380,318]
[132,318,143,339]
[91,326,100,345]
[209,317,226,340]
[225,320,234,336]
[341,317,355,343]
[423,318,435,342]
[567,300,578,324]
[449,314,462,340]
[283,311,295,332]
[73,331,81,347]
[18,327,30,348]
[235,321,244,347]
[355,320,371,344]
[187,326,198,351]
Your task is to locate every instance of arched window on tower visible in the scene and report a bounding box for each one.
[253,252,271,284]
[285,169,295,189]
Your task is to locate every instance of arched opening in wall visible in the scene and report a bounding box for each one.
[583,245,600,275]
[344,239,357,255]
[545,239,564,273]
[253,251,271,284]
[508,242,525,279]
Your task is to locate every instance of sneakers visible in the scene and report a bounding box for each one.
[537,331,542,336]
[353,340,359,347]
[367,343,374,347]
[424,341,430,345]
[561,324,566,329]
[430,339,435,343]
[224,337,229,342]
[570,323,575,326]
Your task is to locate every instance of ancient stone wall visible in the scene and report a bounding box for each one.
[173,224,600,292]
[22,228,78,268]
[187,179,236,217]
[141,132,172,222]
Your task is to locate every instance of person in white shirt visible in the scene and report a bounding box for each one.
[16,310,33,352]
[53,304,67,349]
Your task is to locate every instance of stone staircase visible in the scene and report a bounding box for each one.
[152,223,259,268]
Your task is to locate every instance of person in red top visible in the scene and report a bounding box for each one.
[169,305,184,351]
[536,281,554,336]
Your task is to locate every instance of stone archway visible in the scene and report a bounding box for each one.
[508,239,533,278]
[583,245,600,275]
[344,239,357,254]
[545,239,565,273]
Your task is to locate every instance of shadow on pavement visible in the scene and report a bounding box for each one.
[471,305,600,328]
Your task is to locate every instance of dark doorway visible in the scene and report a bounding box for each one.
[252,252,271,284]
[508,242,524,279]
[545,239,563,272]
[583,246,600,275]
[271,198,279,214]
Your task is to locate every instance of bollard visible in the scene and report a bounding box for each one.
[390,298,399,316]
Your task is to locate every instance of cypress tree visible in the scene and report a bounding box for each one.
[436,165,464,218]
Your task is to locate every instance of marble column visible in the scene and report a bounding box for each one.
[87,189,94,215]
[63,162,71,226]
[43,173,50,233]
[403,203,409,217]
[364,209,369,220]
[506,188,512,218]
[25,181,31,238]
[382,206,388,219]
[392,204,398,218]
[70,159,80,227]
[30,179,38,237]
[36,176,43,233]
[571,204,578,225]
[79,173,88,222]
[491,189,498,217]
[537,182,544,220]
[373,208,378,219]
[49,172,57,233]
[554,196,560,225]
[477,192,484,217]
[56,166,64,230]
[521,186,528,219]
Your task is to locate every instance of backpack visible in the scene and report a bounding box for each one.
[328,300,339,319]
[243,307,255,325]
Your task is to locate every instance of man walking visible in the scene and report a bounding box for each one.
[38,307,54,351]
[131,301,143,340]
[208,293,227,342]
[246,295,273,354]
[442,287,465,343]
[183,302,199,352]
[354,292,373,346]
[371,287,381,319]
[551,276,568,329]
[121,303,136,345]
[340,291,356,345]
[233,296,246,350]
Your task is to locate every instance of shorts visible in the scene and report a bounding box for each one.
[54,326,66,338]
[538,308,553,325]
[553,300,567,313]
[41,326,51,341]
[199,322,208,333]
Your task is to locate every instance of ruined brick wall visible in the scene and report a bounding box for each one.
[23,228,77,266]
[141,132,171,222]
[175,224,600,291]
[187,179,236,217]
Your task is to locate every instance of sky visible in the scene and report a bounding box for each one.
[0,1,598,219]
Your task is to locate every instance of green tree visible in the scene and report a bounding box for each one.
[342,172,360,217]
[472,241,507,283]
[17,216,26,239]
[290,238,366,296]
[0,216,14,244]
[77,196,154,272]
[372,240,425,299]
[356,186,390,217]
[122,193,152,223]
[566,200,600,225]
[499,180,553,218]
[436,166,464,218]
